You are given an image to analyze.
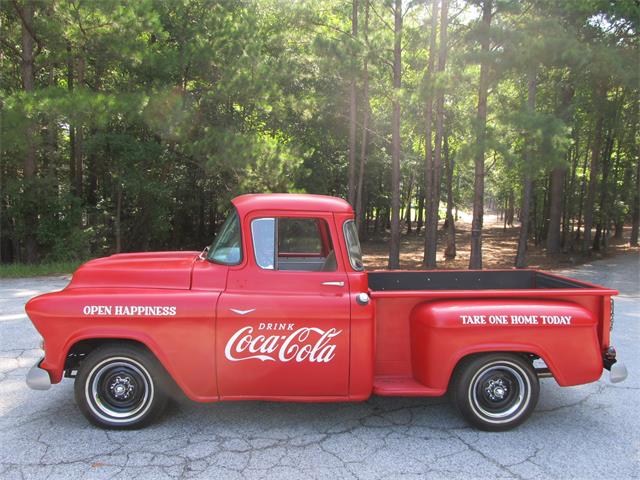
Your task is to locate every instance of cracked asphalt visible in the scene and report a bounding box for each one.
[1,253,638,479]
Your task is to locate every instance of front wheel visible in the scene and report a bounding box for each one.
[74,345,168,429]
[451,353,539,431]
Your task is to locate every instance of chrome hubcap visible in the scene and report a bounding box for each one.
[109,375,135,400]
[485,378,508,401]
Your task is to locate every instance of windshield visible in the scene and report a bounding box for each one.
[208,208,242,265]
[343,220,364,271]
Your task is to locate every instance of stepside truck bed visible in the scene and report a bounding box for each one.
[367,270,617,396]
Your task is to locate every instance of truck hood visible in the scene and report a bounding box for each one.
[67,251,200,290]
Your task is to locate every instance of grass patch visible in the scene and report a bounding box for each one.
[0,260,84,278]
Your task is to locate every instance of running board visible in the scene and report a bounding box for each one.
[373,376,445,397]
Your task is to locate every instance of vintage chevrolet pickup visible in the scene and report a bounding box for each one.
[25,194,627,430]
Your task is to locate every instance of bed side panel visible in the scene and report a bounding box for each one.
[410,299,602,389]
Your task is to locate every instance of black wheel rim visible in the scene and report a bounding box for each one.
[469,361,531,423]
[86,357,154,423]
[98,366,145,411]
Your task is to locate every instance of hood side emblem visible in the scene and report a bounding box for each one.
[230,308,255,316]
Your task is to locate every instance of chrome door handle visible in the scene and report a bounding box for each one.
[322,281,344,287]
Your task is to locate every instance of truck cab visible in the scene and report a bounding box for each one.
[200,194,374,400]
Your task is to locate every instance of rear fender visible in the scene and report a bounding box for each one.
[410,299,603,390]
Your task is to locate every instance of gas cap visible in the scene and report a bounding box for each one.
[356,292,370,306]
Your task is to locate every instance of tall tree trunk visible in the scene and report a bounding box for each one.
[347,0,358,206]
[73,56,85,199]
[424,0,448,268]
[86,67,102,243]
[546,168,565,252]
[582,85,606,254]
[416,190,424,234]
[388,0,402,269]
[547,82,574,253]
[67,43,76,194]
[115,182,122,253]
[422,0,439,262]
[630,99,639,246]
[67,44,85,200]
[631,153,640,246]
[355,0,369,232]
[515,68,537,268]
[443,131,456,258]
[469,0,492,270]
[17,0,37,263]
[611,137,624,240]
[574,142,590,245]
[405,170,414,233]
[563,136,579,250]
[594,128,615,250]
[0,164,4,263]
[506,190,514,226]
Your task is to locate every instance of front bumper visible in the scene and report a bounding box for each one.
[26,357,51,390]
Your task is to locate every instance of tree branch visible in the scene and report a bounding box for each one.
[0,37,22,61]
[369,1,394,33]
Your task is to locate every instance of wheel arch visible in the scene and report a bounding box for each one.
[62,333,186,400]
[446,345,560,389]
[65,337,152,371]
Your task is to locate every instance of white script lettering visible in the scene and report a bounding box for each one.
[224,326,342,363]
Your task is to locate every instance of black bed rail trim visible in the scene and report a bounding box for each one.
[367,270,593,292]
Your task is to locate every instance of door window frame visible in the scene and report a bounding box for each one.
[246,211,343,273]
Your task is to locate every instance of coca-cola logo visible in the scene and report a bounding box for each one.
[224,325,342,363]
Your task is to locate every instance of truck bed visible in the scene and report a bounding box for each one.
[368,270,597,292]
[367,269,617,396]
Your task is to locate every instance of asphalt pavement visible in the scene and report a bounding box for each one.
[1,252,638,479]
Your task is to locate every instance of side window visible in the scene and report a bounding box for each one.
[251,217,336,272]
[252,218,276,269]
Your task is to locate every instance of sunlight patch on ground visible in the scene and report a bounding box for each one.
[10,290,40,298]
[0,313,27,322]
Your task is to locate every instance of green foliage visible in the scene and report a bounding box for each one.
[0,0,637,265]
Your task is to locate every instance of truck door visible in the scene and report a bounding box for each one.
[216,213,351,398]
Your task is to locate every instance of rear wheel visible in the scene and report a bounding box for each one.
[451,353,539,431]
[74,345,168,429]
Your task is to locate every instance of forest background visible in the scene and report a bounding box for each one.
[1,0,638,273]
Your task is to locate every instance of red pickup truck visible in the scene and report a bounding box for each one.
[25,194,627,431]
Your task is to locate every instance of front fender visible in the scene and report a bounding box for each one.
[26,287,220,401]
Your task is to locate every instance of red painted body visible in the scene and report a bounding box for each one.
[25,194,618,403]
